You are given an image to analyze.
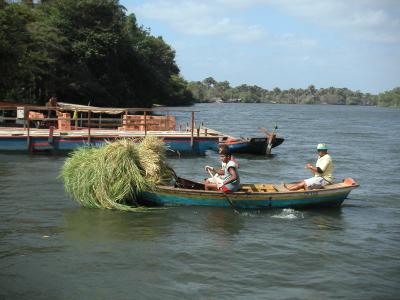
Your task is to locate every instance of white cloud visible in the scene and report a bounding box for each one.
[134,1,267,42]
[262,0,400,43]
[275,33,317,48]
[133,0,400,44]
[128,0,400,93]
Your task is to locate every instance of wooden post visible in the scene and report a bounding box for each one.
[122,110,128,130]
[125,109,128,130]
[26,108,31,151]
[190,111,195,149]
[48,126,54,145]
[99,113,102,128]
[23,107,26,130]
[144,111,147,136]
[73,110,77,129]
[88,110,91,144]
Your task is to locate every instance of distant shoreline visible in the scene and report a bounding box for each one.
[194,100,381,107]
[188,78,400,108]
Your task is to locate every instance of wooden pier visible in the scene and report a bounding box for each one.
[0,103,225,154]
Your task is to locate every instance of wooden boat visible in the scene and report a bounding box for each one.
[139,177,359,209]
[219,125,284,155]
[220,136,285,154]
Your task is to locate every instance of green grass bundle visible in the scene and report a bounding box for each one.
[137,136,174,185]
[61,137,174,211]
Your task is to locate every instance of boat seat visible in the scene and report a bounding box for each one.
[240,184,258,193]
[273,184,290,192]
[248,185,258,192]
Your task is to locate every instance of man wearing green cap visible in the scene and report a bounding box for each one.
[287,143,333,191]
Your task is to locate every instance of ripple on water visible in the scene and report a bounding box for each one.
[271,208,304,219]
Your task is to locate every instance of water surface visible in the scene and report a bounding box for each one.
[1,103,399,299]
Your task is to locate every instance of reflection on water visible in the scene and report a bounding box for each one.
[305,208,345,231]
[205,208,244,235]
[311,214,344,231]
[63,208,172,242]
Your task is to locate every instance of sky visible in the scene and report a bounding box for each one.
[121,0,400,94]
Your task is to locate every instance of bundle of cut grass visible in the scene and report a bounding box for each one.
[61,137,174,211]
[137,136,174,185]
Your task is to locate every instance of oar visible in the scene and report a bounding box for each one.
[266,124,278,156]
[259,126,274,155]
[207,168,238,212]
[259,127,271,137]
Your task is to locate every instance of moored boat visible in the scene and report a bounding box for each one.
[220,136,285,154]
[139,178,359,209]
[219,125,284,155]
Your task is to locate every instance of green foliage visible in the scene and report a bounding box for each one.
[61,137,174,211]
[378,87,400,108]
[0,0,194,106]
[0,2,34,100]
[187,77,392,106]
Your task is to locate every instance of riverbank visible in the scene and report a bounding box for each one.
[188,78,400,108]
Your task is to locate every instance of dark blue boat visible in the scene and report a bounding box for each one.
[220,136,285,154]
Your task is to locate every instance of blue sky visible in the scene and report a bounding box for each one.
[121,0,400,94]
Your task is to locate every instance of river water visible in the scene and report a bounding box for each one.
[0,103,399,299]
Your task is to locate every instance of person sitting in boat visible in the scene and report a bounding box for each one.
[204,147,240,192]
[287,143,333,191]
[205,145,239,184]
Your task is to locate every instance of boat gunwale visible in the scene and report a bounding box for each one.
[154,181,359,197]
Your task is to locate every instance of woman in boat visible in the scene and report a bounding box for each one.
[205,144,239,184]
[287,143,334,191]
[205,145,229,185]
[204,147,240,192]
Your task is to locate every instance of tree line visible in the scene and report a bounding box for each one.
[0,0,194,107]
[2,1,398,108]
[188,77,400,108]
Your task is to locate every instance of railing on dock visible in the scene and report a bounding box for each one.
[0,103,217,151]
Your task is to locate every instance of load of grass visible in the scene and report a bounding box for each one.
[61,137,174,211]
[137,135,174,185]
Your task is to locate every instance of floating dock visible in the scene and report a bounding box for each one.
[0,103,225,154]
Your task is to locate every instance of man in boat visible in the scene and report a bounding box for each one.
[287,143,333,191]
[204,147,240,192]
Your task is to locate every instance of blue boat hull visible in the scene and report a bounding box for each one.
[0,136,218,154]
[222,137,285,154]
[139,179,359,209]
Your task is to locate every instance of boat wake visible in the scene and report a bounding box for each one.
[238,211,260,217]
[271,208,304,219]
